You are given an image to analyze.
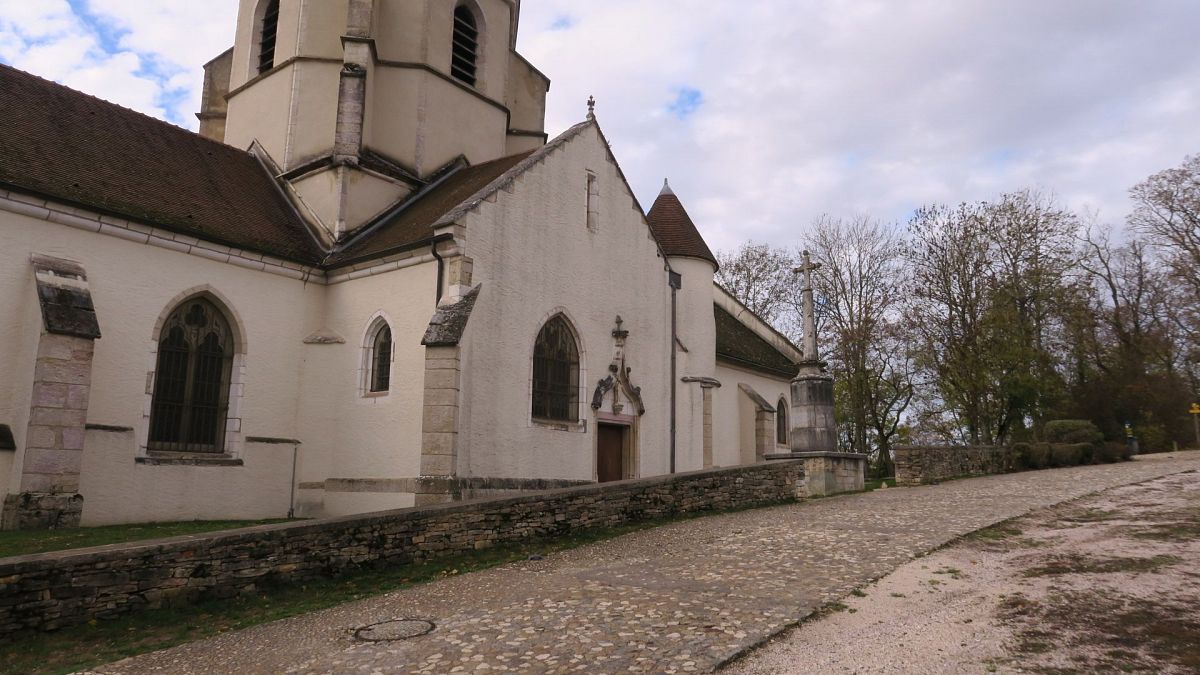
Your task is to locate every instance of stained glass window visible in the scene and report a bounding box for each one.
[369,322,392,393]
[149,298,234,453]
[532,317,579,422]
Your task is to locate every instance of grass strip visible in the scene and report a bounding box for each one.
[0,520,295,559]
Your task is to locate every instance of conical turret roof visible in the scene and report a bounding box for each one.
[646,179,718,268]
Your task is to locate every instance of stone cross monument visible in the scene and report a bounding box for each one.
[790,251,837,453]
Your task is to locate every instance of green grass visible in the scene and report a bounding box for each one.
[0,503,784,675]
[0,520,295,559]
[863,478,897,491]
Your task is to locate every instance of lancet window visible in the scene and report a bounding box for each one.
[367,321,393,394]
[149,298,235,453]
[532,316,580,422]
[776,397,789,445]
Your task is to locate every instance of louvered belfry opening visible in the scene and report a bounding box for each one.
[532,317,580,422]
[258,0,281,74]
[369,323,393,393]
[451,5,479,86]
[149,298,235,454]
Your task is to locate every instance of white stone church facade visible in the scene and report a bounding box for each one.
[0,0,801,529]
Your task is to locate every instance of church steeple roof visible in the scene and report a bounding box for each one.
[646,179,718,268]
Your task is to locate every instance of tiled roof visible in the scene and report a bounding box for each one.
[0,64,723,281]
[0,63,323,265]
[326,120,595,268]
[646,181,718,268]
[325,152,534,266]
[714,305,799,378]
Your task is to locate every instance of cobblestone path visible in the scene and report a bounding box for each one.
[99,453,1200,674]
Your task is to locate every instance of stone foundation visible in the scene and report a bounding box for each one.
[766,451,866,496]
[0,493,83,530]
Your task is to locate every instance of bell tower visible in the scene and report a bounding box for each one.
[197,0,548,245]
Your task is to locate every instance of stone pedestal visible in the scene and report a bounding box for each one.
[790,361,836,454]
[764,451,866,497]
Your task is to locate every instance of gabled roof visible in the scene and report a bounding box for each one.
[715,304,799,379]
[324,152,535,266]
[0,63,323,265]
[646,181,718,268]
[0,64,713,280]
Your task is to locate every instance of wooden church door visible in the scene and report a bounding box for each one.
[597,424,626,483]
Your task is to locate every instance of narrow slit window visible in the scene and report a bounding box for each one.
[586,171,599,231]
[776,398,789,445]
[258,0,281,74]
[451,5,479,86]
[368,322,393,393]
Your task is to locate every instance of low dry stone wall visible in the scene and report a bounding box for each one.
[0,461,804,636]
[894,445,1013,486]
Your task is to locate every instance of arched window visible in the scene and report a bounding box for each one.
[776,398,789,445]
[367,321,393,393]
[532,316,579,422]
[451,4,479,86]
[149,298,235,453]
[257,0,281,74]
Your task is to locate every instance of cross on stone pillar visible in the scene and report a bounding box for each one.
[787,250,837,454]
[792,250,822,363]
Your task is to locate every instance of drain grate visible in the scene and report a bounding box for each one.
[353,618,436,642]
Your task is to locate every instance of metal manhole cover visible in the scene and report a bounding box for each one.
[353,619,436,642]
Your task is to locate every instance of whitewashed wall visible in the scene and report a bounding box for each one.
[456,125,675,482]
[0,202,324,524]
[712,362,793,467]
[294,259,438,517]
[670,256,717,473]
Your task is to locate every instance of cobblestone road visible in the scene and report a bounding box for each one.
[98,453,1200,674]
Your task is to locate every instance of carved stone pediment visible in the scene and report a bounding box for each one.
[591,316,646,416]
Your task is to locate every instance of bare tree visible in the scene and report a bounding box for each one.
[1130,153,1200,298]
[905,201,1000,444]
[715,242,796,328]
[1075,227,1194,447]
[805,216,912,475]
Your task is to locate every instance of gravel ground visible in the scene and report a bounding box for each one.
[725,469,1200,674]
[93,452,1200,674]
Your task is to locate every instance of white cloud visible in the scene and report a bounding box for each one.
[0,0,236,125]
[2,0,1198,252]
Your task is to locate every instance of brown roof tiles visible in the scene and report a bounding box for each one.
[0,63,323,265]
[646,180,718,268]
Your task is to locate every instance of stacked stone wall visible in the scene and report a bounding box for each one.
[894,445,1013,486]
[0,461,804,636]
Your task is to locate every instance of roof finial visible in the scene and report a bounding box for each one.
[587,95,596,120]
[660,178,675,196]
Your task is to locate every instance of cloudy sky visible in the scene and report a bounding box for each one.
[2,1,1197,251]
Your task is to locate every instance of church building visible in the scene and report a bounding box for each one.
[0,0,801,529]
